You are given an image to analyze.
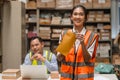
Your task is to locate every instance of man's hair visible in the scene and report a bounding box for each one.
[30,36,43,43]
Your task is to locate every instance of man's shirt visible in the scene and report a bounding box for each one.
[23,50,58,72]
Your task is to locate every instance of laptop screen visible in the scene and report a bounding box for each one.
[20,65,49,79]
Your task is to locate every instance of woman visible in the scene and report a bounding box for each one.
[57,5,99,80]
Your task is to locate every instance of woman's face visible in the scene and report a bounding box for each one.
[71,7,85,28]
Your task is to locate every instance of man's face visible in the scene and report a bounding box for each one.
[30,38,44,54]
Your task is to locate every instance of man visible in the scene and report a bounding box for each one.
[23,36,58,72]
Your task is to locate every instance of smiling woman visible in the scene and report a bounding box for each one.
[70,5,87,29]
[57,5,99,80]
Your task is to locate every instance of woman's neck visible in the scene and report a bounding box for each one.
[75,26,84,33]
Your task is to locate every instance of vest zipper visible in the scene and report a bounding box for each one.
[72,44,79,80]
[72,51,77,80]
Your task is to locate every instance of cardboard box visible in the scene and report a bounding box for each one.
[26,1,36,9]
[46,1,56,8]
[37,0,46,8]
[93,0,111,9]
[100,30,111,40]
[37,0,55,8]
[93,0,102,9]
[96,58,110,63]
[56,0,73,9]
[104,14,110,18]
[98,43,110,57]
[61,18,71,25]
[74,0,93,9]
[52,33,61,39]
[114,58,120,65]
[86,26,95,31]
[2,69,21,79]
[51,17,61,25]
[103,14,110,22]
[39,27,51,39]
[96,11,104,18]
[112,54,120,64]
[52,29,62,34]
[87,17,95,22]
[87,11,96,22]
[88,12,96,18]
[40,36,50,39]
[39,18,51,25]
[102,0,111,8]
[102,17,110,22]
[50,71,59,79]
[95,11,104,21]
[95,17,102,22]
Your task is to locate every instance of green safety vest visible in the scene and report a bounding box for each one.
[29,50,52,65]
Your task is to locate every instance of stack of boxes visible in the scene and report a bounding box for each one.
[39,12,51,25]
[100,29,111,40]
[93,0,111,9]
[87,11,96,22]
[39,27,51,39]
[51,29,62,39]
[74,0,92,9]
[44,41,51,51]
[86,25,97,32]
[50,71,59,79]
[99,43,110,57]
[112,54,120,65]
[97,24,111,40]
[61,13,71,25]
[2,69,21,80]
[87,11,110,22]
[26,0,36,9]
[39,18,51,25]
[26,0,111,9]
[51,17,61,25]
[96,11,104,22]
[37,0,55,8]
[26,11,37,23]
[56,0,73,9]
[103,13,110,22]
[61,18,71,25]
[25,1,37,23]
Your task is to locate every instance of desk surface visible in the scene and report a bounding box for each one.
[48,74,118,80]
[0,74,118,80]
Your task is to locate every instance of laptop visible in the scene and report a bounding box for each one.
[20,65,49,79]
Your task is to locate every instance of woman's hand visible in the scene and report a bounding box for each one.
[76,33,84,42]
[57,53,65,61]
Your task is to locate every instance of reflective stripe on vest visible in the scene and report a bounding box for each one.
[86,32,95,49]
[62,61,94,67]
[61,72,94,79]
[30,52,38,65]
[29,50,52,65]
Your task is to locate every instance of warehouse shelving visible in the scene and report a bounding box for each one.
[25,0,112,63]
